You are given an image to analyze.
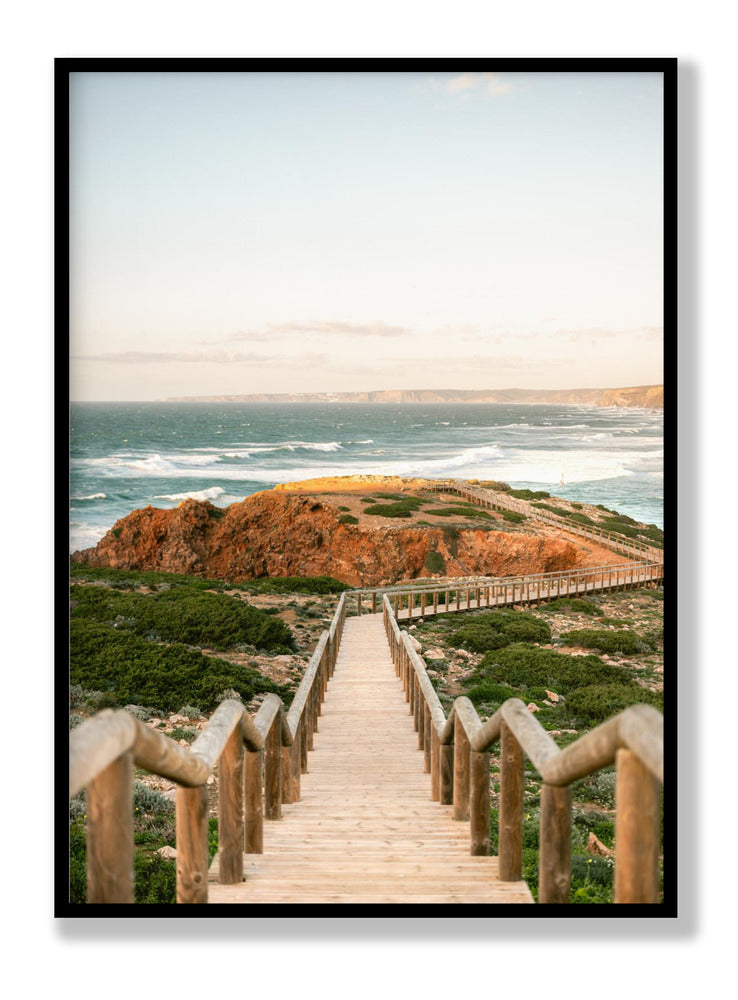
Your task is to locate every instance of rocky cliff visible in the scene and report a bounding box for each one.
[71,490,598,587]
[167,385,663,408]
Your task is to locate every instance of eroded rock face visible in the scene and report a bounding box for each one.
[72,493,586,587]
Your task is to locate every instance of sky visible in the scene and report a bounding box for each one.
[69,69,665,400]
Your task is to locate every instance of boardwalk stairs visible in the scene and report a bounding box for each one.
[68,480,664,907]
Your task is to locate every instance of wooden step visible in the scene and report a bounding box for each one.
[207,615,533,905]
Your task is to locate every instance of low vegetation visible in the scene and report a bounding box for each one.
[560,628,654,656]
[410,586,664,901]
[68,569,346,903]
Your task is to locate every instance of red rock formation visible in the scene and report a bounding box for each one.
[71,491,609,588]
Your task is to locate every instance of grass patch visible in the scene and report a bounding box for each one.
[338,513,359,525]
[560,628,654,655]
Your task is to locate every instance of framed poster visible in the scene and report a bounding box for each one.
[59,58,674,916]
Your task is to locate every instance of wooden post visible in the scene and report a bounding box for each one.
[430,726,440,801]
[244,747,264,853]
[86,750,134,904]
[614,748,661,903]
[421,592,426,617]
[300,714,308,771]
[408,594,413,621]
[453,716,471,821]
[176,784,209,903]
[264,716,282,820]
[281,744,296,805]
[470,750,491,856]
[539,784,571,903]
[357,593,362,616]
[433,590,438,614]
[423,703,431,773]
[417,686,425,748]
[445,587,449,612]
[372,592,377,613]
[218,725,244,884]
[440,742,454,805]
[499,721,524,881]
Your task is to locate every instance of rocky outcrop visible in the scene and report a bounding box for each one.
[72,492,589,587]
[598,385,663,409]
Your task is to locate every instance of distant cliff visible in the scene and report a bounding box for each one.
[167,385,663,409]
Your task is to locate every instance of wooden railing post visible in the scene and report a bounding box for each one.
[264,713,282,820]
[218,724,244,884]
[244,747,264,853]
[470,750,491,856]
[539,784,571,903]
[614,748,661,903]
[430,726,441,800]
[86,750,134,904]
[440,741,454,804]
[453,716,470,821]
[499,720,524,881]
[423,703,431,773]
[176,784,210,903]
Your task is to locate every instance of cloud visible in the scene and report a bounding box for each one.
[446,73,512,98]
[73,350,327,367]
[200,320,409,346]
[553,325,663,343]
[265,319,408,338]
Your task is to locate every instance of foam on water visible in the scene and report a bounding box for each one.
[69,401,664,551]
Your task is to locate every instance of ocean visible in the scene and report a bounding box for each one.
[68,402,664,554]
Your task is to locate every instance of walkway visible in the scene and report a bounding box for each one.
[208,614,532,904]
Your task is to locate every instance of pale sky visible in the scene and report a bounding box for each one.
[69,70,664,400]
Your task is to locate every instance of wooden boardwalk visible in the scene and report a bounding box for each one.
[208,614,533,904]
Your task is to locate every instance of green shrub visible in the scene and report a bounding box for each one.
[425,505,493,520]
[70,564,351,595]
[560,629,653,655]
[70,620,288,713]
[566,683,663,723]
[566,511,595,525]
[508,489,550,500]
[246,575,350,594]
[541,597,603,616]
[338,513,359,525]
[70,584,295,652]
[363,501,416,518]
[451,612,551,654]
[478,644,632,694]
[465,680,516,709]
[424,550,446,574]
[502,510,526,524]
[600,517,641,539]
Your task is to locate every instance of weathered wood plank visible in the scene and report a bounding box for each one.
[208,615,532,905]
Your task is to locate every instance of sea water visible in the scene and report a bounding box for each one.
[69,402,664,553]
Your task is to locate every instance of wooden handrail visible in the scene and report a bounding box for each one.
[381,592,664,903]
[69,590,348,904]
[428,479,663,561]
[354,560,664,615]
